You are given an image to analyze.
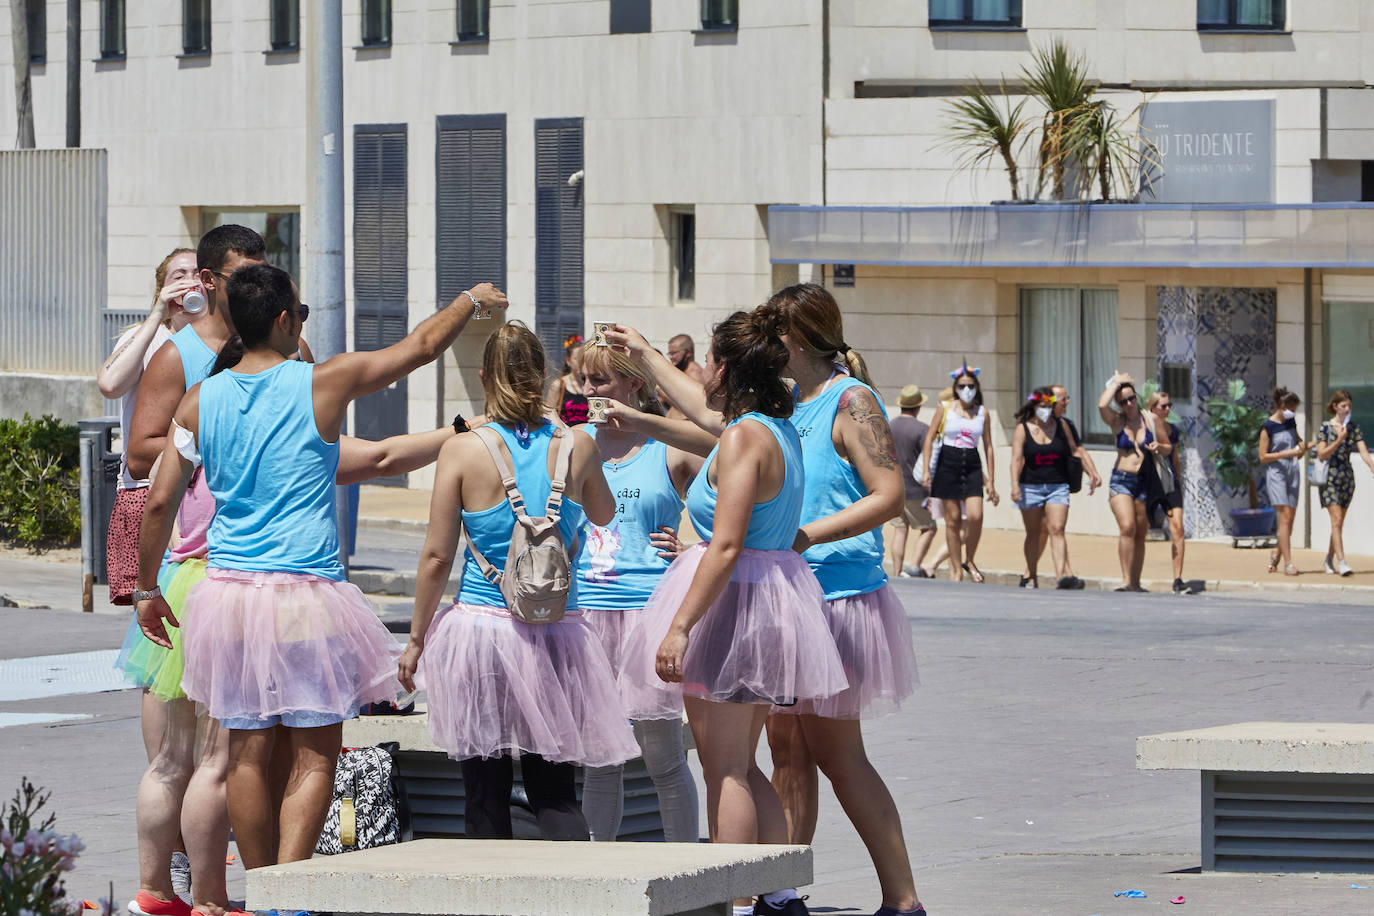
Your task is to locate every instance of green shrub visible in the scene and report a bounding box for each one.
[0,415,81,548]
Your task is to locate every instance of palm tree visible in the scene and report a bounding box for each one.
[942,80,1031,201]
[1020,39,1095,200]
[1069,100,1162,202]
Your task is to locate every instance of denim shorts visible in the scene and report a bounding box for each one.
[1109,469,1148,502]
[220,708,352,731]
[1017,482,1071,510]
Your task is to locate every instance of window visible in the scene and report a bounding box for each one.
[27,0,45,64]
[456,0,489,42]
[361,0,392,46]
[270,0,299,51]
[183,0,211,55]
[929,0,1022,28]
[672,210,695,302]
[100,0,126,59]
[700,0,738,30]
[1197,1,1284,31]
[1019,288,1119,443]
[610,0,651,34]
[200,209,300,282]
[1160,363,1194,406]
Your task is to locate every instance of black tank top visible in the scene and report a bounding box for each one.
[1020,420,1069,485]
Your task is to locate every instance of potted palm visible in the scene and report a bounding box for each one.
[1205,379,1275,538]
[941,79,1031,201]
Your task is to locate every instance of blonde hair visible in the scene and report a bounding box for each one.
[760,282,878,398]
[1145,391,1167,411]
[481,322,547,426]
[580,344,662,415]
[121,247,196,337]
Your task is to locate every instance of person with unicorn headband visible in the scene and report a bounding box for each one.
[921,362,998,582]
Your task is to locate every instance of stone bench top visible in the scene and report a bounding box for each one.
[344,707,694,755]
[245,838,811,916]
[1136,722,1374,773]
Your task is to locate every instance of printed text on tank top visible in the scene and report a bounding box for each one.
[791,364,848,451]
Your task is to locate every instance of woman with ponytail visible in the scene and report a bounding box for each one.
[136,264,506,876]
[399,322,637,840]
[757,283,925,916]
[615,311,846,916]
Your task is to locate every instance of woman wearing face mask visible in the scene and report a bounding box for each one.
[921,366,998,583]
[1258,387,1304,576]
[1009,387,1083,590]
[1315,391,1374,576]
[1098,372,1170,592]
[1145,391,1188,594]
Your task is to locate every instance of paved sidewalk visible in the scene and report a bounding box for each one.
[4,570,1374,915]
[359,486,1374,595]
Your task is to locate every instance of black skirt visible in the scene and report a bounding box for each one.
[931,445,984,500]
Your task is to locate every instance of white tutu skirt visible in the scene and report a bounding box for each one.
[618,544,847,719]
[774,584,919,720]
[180,568,403,722]
[418,604,639,768]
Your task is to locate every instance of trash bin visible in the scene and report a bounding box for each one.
[78,417,122,602]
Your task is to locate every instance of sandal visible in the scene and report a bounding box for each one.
[1267,554,1279,573]
[1018,575,1037,589]
[1284,564,1299,577]
[963,561,985,584]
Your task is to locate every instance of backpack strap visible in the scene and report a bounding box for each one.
[542,427,575,524]
[462,426,527,586]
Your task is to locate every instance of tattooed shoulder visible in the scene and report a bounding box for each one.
[841,386,898,470]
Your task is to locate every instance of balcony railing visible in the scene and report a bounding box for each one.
[767,203,1374,269]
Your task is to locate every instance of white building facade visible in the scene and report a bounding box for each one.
[4,1,1373,551]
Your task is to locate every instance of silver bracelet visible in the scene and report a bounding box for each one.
[463,290,481,311]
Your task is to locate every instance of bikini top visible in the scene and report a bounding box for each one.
[1116,420,1154,452]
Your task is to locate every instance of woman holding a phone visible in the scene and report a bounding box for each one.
[575,344,711,843]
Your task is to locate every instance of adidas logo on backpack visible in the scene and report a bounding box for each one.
[463,425,575,625]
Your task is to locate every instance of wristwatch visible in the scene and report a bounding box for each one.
[131,586,161,603]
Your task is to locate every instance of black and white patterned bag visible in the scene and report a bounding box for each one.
[316,742,411,855]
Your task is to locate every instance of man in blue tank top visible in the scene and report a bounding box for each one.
[127,225,294,480]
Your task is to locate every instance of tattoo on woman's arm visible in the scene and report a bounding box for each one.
[839,387,898,470]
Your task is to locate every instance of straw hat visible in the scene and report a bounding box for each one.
[897,384,927,409]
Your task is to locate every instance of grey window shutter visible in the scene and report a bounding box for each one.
[436,114,506,308]
[534,118,584,366]
[353,123,409,456]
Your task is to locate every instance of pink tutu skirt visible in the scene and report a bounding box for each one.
[418,604,639,767]
[180,568,403,722]
[618,544,847,720]
[775,584,919,720]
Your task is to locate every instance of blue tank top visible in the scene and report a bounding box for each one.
[456,422,587,608]
[686,413,803,551]
[792,376,888,600]
[575,432,684,611]
[170,324,217,389]
[197,360,343,580]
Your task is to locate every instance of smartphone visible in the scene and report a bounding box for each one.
[592,322,614,346]
[586,396,611,424]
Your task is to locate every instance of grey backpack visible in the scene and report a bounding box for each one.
[463,425,575,624]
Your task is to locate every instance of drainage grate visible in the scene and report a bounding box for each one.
[1205,771,1374,872]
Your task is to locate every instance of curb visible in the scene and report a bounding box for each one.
[939,569,1374,596]
[358,516,429,536]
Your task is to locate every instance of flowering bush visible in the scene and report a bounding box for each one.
[0,778,114,916]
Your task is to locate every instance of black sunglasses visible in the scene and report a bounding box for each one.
[294,303,310,322]
[1119,395,1137,405]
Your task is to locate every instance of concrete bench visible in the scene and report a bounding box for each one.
[344,708,690,842]
[1136,722,1374,873]
[245,837,811,916]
